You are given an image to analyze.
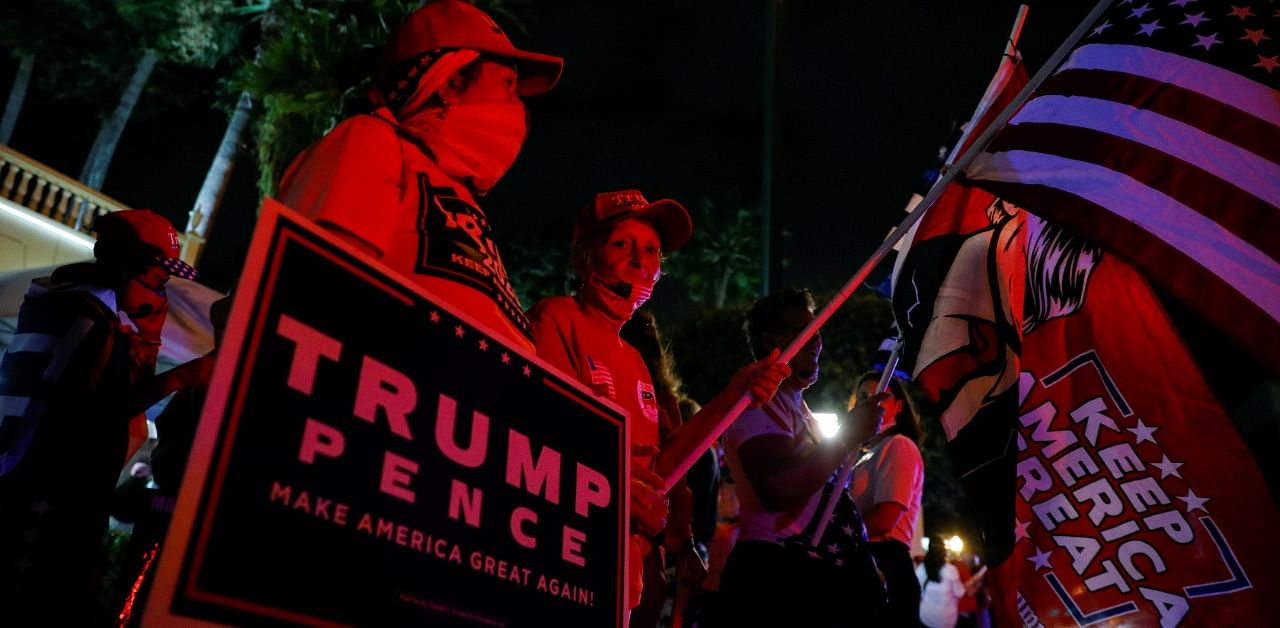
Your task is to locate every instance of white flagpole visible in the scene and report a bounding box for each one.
[944,5,1029,168]
[808,340,903,546]
[657,0,1116,490]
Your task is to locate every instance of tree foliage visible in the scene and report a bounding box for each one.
[664,194,763,310]
[503,230,572,310]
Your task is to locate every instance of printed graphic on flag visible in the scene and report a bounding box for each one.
[587,355,616,400]
[890,46,1031,565]
[965,0,1280,374]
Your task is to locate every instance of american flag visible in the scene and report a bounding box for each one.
[965,0,1280,374]
[586,355,616,400]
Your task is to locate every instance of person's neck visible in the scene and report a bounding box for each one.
[868,429,895,448]
[575,291,628,333]
[778,378,808,404]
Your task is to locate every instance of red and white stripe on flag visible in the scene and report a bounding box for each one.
[965,0,1280,375]
[587,355,616,400]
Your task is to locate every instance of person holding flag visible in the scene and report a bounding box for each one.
[715,288,888,627]
[529,190,790,621]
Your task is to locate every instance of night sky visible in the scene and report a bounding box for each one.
[5,0,1095,299]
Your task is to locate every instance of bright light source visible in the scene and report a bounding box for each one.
[921,537,930,552]
[0,200,95,250]
[945,535,965,554]
[812,412,840,439]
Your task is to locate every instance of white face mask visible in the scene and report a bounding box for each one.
[400,102,528,195]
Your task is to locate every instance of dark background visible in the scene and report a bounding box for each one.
[3,0,1095,299]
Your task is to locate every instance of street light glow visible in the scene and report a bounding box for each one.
[945,535,965,554]
[812,412,840,439]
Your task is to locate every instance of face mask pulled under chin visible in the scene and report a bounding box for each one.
[400,102,527,195]
[584,272,657,321]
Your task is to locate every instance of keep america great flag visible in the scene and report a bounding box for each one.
[965,0,1280,375]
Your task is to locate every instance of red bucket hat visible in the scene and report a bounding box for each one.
[383,0,563,96]
[573,190,693,253]
[94,209,199,280]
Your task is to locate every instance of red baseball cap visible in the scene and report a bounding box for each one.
[383,0,563,96]
[573,190,693,253]
[94,209,199,280]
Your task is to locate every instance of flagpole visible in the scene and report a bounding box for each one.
[945,4,1029,166]
[656,0,1117,491]
[808,340,902,546]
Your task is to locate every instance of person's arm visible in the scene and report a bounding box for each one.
[965,565,988,595]
[862,437,923,540]
[863,501,908,540]
[116,354,216,420]
[654,350,790,479]
[736,432,854,512]
[735,394,887,513]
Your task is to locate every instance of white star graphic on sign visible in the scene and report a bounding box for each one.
[1137,20,1163,36]
[1027,547,1053,571]
[522,365,532,377]
[1092,20,1112,36]
[429,311,441,323]
[827,543,842,555]
[1178,489,1210,513]
[1182,12,1210,28]
[501,352,511,365]
[1256,55,1280,73]
[1129,4,1152,19]
[478,339,489,351]
[1015,518,1031,542]
[1127,418,1158,445]
[1153,454,1184,479]
[842,524,855,537]
[454,325,465,338]
[1193,32,1222,49]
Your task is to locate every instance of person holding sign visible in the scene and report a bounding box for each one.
[278,0,562,350]
[528,190,789,619]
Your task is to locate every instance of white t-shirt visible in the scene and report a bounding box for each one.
[722,386,825,544]
[850,434,924,546]
[917,562,965,628]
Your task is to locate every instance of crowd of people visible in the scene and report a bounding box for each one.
[0,1,988,625]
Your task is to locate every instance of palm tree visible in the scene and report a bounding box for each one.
[0,55,33,145]
[183,1,272,264]
[77,0,241,195]
[0,0,81,144]
[665,195,764,309]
